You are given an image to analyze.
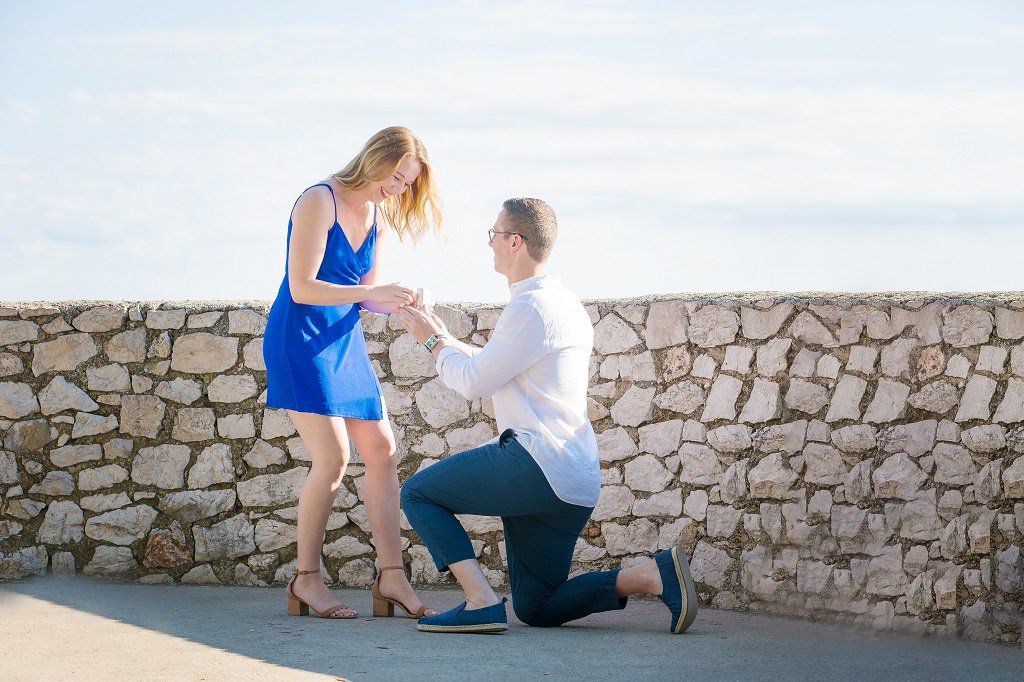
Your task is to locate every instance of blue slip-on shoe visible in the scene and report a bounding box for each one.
[653,547,698,634]
[416,597,508,633]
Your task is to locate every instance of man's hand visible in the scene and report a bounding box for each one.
[399,306,449,345]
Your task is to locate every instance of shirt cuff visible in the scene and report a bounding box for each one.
[435,345,462,375]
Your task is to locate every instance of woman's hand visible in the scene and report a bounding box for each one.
[370,282,415,308]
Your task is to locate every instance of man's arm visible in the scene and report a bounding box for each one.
[432,301,547,400]
[400,300,547,400]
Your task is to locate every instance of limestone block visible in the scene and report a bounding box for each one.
[106,328,146,363]
[119,395,166,438]
[50,443,103,467]
[36,500,85,544]
[740,302,793,340]
[593,314,640,354]
[39,375,99,416]
[591,485,635,521]
[872,453,926,500]
[954,375,996,422]
[941,306,993,347]
[994,378,1024,423]
[1003,456,1024,498]
[85,505,158,545]
[645,300,688,349]
[611,385,656,426]
[689,305,739,348]
[706,504,743,538]
[782,379,827,416]
[624,454,672,492]
[707,424,752,454]
[739,378,781,423]
[654,381,704,414]
[154,378,204,405]
[803,443,846,486]
[415,378,470,428]
[597,427,639,462]
[0,382,38,419]
[83,545,137,577]
[78,464,130,491]
[0,320,39,345]
[218,413,255,439]
[753,421,807,454]
[690,541,732,589]
[677,443,723,485]
[787,311,838,348]
[236,467,308,507]
[830,424,878,453]
[825,375,867,422]
[208,374,259,403]
[995,307,1024,340]
[755,338,791,376]
[916,346,945,381]
[863,379,910,423]
[638,420,682,456]
[172,407,215,442]
[72,412,118,438]
[131,444,190,489]
[170,333,238,373]
[188,443,236,488]
[31,333,98,375]
[908,380,959,414]
[29,470,75,496]
[661,346,693,381]
[194,514,256,561]
[601,519,658,556]
[748,453,797,499]
[158,489,237,523]
[700,375,743,422]
[933,443,977,486]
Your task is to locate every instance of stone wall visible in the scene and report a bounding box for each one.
[0,295,1022,644]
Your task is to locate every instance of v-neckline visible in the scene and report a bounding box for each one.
[326,182,376,255]
[338,219,375,256]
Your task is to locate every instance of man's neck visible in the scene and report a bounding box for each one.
[506,264,546,291]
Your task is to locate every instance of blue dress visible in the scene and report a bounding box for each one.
[263,183,384,419]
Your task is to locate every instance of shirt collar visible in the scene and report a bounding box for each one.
[509,274,549,298]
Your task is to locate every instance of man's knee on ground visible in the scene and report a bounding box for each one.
[513,598,559,628]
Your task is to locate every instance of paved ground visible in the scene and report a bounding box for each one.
[1,577,1020,681]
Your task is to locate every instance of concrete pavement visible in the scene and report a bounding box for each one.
[0,577,1020,681]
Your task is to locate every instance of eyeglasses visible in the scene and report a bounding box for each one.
[488,229,527,244]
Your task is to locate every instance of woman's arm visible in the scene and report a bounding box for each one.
[287,188,412,309]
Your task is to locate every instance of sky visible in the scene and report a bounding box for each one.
[1,1,1023,304]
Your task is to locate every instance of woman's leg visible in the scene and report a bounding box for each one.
[287,409,357,616]
[345,410,434,616]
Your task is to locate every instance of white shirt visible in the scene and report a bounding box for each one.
[435,275,600,507]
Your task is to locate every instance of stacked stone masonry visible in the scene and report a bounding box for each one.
[0,295,1022,645]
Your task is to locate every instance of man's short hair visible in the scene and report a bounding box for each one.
[501,198,557,262]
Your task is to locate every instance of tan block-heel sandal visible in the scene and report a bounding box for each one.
[286,569,357,619]
[371,565,428,618]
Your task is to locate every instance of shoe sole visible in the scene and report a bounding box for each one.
[671,547,699,634]
[416,623,508,634]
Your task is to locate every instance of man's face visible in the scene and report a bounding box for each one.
[488,208,515,275]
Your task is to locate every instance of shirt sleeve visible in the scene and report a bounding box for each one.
[435,299,548,400]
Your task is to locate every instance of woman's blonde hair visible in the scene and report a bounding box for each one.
[329,126,442,242]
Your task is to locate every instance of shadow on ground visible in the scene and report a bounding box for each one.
[1,577,1020,681]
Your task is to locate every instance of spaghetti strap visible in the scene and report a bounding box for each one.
[318,183,339,222]
[289,183,339,227]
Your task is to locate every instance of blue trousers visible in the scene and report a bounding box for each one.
[400,429,627,627]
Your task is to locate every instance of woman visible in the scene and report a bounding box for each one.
[263,126,441,619]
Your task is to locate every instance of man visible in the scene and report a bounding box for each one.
[398,198,697,634]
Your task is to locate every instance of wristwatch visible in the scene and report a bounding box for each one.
[423,334,445,352]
